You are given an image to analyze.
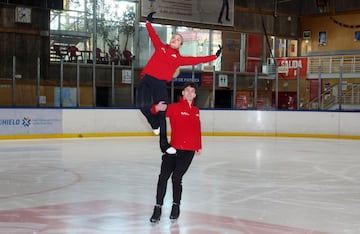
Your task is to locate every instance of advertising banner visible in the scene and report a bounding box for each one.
[201,73,214,88]
[276,57,308,79]
[173,73,201,87]
[0,109,62,135]
[141,0,234,27]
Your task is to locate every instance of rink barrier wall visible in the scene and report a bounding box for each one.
[0,108,360,140]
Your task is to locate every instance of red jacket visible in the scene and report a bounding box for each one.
[152,97,202,151]
[141,22,217,82]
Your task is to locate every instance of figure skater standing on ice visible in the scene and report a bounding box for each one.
[137,11,221,154]
[149,82,202,223]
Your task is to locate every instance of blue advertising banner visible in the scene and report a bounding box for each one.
[173,73,201,87]
[0,109,62,135]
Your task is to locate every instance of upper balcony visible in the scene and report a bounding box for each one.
[264,55,360,79]
[50,10,91,46]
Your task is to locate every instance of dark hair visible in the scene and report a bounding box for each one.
[183,81,197,91]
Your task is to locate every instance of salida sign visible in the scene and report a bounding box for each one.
[276,58,308,79]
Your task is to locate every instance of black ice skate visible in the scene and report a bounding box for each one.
[150,205,161,223]
[169,203,180,221]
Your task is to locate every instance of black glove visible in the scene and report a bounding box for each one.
[216,45,222,57]
[146,11,156,23]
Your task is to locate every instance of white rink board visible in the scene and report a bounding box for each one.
[63,109,359,137]
[62,109,150,133]
[0,108,359,138]
[275,111,340,135]
[201,110,276,134]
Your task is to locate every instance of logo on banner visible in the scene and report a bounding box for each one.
[0,109,62,135]
[22,117,31,127]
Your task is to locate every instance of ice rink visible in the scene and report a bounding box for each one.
[0,136,359,234]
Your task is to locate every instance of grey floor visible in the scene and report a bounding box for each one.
[0,136,359,234]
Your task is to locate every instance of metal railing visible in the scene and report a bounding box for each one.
[307,55,360,78]
[262,55,360,111]
[342,84,360,105]
[50,10,92,46]
[264,55,360,77]
[50,10,90,33]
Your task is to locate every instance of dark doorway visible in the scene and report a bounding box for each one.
[215,90,232,108]
[96,87,109,107]
[274,92,297,110]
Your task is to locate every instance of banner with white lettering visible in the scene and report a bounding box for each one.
[173,73,201,87]
[276,58,308,79]
[0,109,62,135]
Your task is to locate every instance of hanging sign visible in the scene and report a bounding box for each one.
[276,57,308,79]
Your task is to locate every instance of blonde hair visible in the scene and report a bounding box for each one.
[173,33,183,45]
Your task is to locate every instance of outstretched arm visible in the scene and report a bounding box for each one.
[145,12,163,48]
[178,55,217,66]
[178,45,222,66]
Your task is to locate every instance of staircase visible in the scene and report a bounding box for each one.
[303,83,360,110]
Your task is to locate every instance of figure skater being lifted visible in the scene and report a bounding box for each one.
[137,11,222,154]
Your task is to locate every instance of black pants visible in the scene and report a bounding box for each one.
[155,150,195,205]
[137,75,170,152]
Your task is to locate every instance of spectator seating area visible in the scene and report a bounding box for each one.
[50,44,133,65]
